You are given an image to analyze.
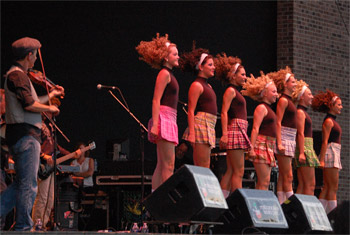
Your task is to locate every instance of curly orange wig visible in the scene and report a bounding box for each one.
[179,41,212,75]
[291,79,309,102]
[266,66,293,94]
[214,53,242,84]
[312,89,340,113]
[135,33,176,69]
[242,73,274,101]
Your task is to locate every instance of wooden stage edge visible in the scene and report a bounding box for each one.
[0,232,156,235]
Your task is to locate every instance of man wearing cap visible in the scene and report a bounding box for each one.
[0,37,64,231]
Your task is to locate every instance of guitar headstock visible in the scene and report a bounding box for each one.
[89,141,96,150]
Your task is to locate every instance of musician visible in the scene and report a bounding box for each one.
[32,97,71,230]
[0,37,64,231]
[71,142,95,193]
[0,88,7,192]
[0,89,8,230]
[175,140,193,171]
[0,89,5,126]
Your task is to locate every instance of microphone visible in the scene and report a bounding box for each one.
[97,84,119,90]
[178,100,187,106]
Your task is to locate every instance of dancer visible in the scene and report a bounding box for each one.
[292,80,320,195]
[214,53,251,198]
[267,67,297,203]
[180,45,216,168]
[242,74,278,190]
[1,37,63,231]
[312,90,343,214]
[136,34,179,191]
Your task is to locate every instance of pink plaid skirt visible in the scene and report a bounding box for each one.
[324,142,342,170]
[274,126,297,157]
[248,134,276,167]
[227,119,251,151]
[182,112,217,149]
[148,105,178,145]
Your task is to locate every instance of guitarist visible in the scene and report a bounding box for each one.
[32,97,73,230]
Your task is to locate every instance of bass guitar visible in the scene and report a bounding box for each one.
[38,141,96,180]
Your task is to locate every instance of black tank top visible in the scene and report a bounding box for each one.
[227,85,247,120]
[280,94,297,128]
[195,77,217,115]
[324,113,341,144]
[160,67,179,109]
[297,105,312,137]
[259,102,277,138]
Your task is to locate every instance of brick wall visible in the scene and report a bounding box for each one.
[277,0,349,203]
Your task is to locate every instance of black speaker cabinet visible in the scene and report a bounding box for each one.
[327,200,349,234]
[216,188,288,234]
[144,164,228,222]
[282,194,333,234]
[57,202,79,231]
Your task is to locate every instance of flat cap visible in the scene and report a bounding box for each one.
[12,37,41,60]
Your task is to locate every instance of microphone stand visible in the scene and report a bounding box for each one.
[108,90,148,224]
[52,116,59,230]
[44,115,70,231]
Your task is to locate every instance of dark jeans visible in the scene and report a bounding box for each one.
[0,136,40,231]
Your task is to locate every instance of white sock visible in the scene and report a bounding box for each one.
[277,191,286,204]
[319,199,328,211]
[285,191,294,199]
[222,189,230,199]
[326,200,337,214]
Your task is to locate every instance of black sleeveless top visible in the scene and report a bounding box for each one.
[227,85,247,120]
[324,113,341,144]
[195,77,217,115]
[280,94,297,128]
[160,67,179,109]
[297,105,312,138]
[259,102,277,138]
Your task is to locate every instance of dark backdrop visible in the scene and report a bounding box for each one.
[1,1,276,162]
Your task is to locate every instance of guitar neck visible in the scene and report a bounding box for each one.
[56,145,91,165]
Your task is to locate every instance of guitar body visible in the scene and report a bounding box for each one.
[38,158,54,180]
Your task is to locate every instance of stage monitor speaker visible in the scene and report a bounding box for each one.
[327,200,349,234]
[282,194,333,234]
[144,164,228,222]
[216,188,288,234]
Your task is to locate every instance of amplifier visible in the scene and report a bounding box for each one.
[97,160,156,176]
[96,175,152,186]
[57,202,79,230]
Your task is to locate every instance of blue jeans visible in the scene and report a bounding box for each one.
[0,136,40,231]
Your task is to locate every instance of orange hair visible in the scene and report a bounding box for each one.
[291,79,309,102]
[242,73,274,101]
[266,66,293,94]
[179,41,211,75]
[312,89,340,113]
[136,33,176,69]
[214,53,242,84]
